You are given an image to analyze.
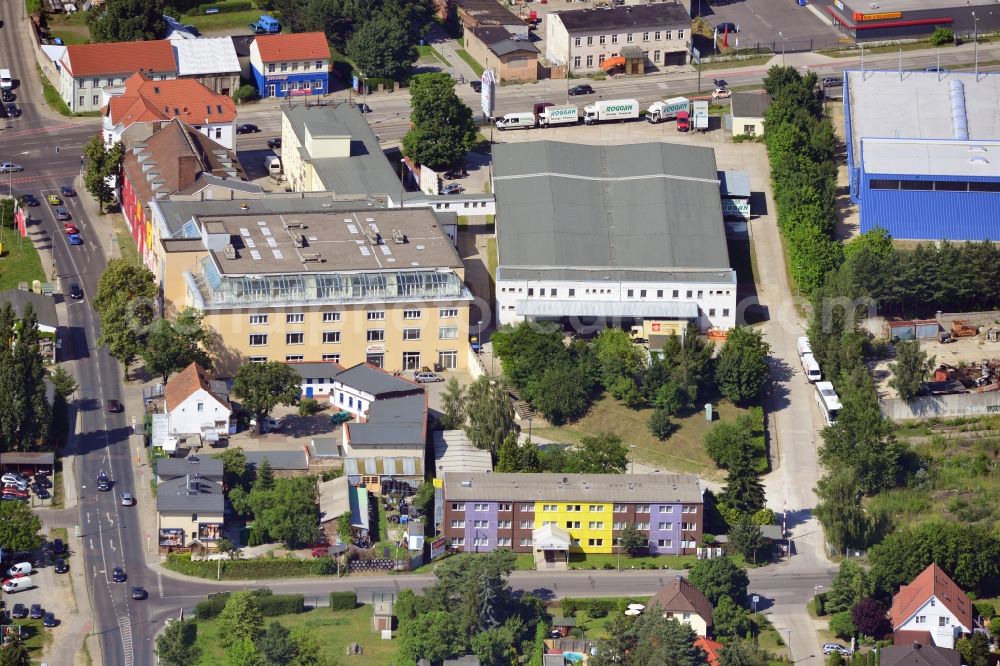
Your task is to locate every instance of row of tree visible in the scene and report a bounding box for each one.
[762,66,841,292]
[0,302,52,451]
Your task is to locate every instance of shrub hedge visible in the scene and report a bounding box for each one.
[199,0,252,13]
[329,591,357,611]
[165,552,336,580]
[194,588,304,620]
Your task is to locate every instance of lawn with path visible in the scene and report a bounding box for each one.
[0,211,47,291]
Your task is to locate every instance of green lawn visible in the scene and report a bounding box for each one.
[699,55,774,71]
[110,215,140,266]
[567,552,699,571]
[417,45,451,67]
[181,8,267,33]
[534,395,747,482]
[37,66,72,117]
[0,220,46,291]
[47,12,91,44]
[455,49,485,77]
[486,237,497,280]
[193,606,398,665]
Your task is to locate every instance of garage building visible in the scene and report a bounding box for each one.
[845,69,1000,241]
[492,141,736,333]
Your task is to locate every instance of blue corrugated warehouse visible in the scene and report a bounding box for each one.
[844,70,1000,241]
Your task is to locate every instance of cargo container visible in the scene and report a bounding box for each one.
[583,99,639,125]
[692,100,709,132]
[647,97,689,123]
[538,105,579,127]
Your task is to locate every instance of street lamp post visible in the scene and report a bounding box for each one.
[629,445,636,474]
[973,13,980,78]
[527,416,533,441]
[476,319,483,354]
[778,32,786,67]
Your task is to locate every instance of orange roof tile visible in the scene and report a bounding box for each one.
[648,577,714,628]
[695,637,724,666]
[890,564,974,632]
[107,72,236,127]
[165,363,228,413]
[64,40,176,78]
[254,32,329,62]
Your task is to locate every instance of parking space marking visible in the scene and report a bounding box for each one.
[157,572,163,598]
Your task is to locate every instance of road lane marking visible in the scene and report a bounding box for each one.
[88,538,94,550]
[118,616,134,666]
[109,540,116,552]
[157,572,163,598]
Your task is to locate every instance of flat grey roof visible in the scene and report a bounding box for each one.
[286,361,343,380]
[443,472,703,503]
[335,363,421,397]
[282,104,403,199]
[243,449,308,471]
[433,430,493,475]
[199,208,463,275]
[156,456,223,480]
[310,436,341,458]
[348,393,426,447]
[862,138,1000,177]
[491,38,539,57]
[0,290,58,329]
[515,299,699,319]
[156,475,224,513]
[719,171,750,199]
[553,4,691,31]
[847,70,1000,176]
[493,141,731,277]
[730,92,771,119]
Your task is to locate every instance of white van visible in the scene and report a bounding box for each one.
[796,336,812,358]
[2,576,33,593]
[264,156,281,176]
[801,353,822,383]
[495,112,535,130]
[6,562,32,577]
[0,70,11,90]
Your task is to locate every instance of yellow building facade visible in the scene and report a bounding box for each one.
[536,501,614,554]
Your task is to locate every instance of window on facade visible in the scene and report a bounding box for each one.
[565,521,581,529]
[367,311,385,320]
[322,312,341,323]
[643,32,650,41]
[92,95,99,105]
[79,96,84,107]
[280,63,288,72]
[588,538,604,546]
[250,334,267,346]
[520,504,534,512]
[196,402,204,412]
[568,288,575,297]
[440,308,458,318]
[636,522,650,530]
[678,29,685,39]
[439,327,458,339]
[627,33,634,43]
[451,520,465,528]
[403,309,421,319]
[286,333,304,345]
[636,505,650,514]
[498,503,511,511]
[268,64,275,73]
[723,308,730,317]
[286,313,304,324]
[588,522,604,529]
[573,56,581,68]
[285,355,303,362]
[614,504,627,512]
[575,37,582,46]
[249,314,268,325]
[587,36,593,45]
[249,356,267,363]
[939,617,948,626]
[709,309,716,317]
[323,331,341,344]
[322,354,340,362]
[697,290,704,298]
[451,502,465,511]
[612,34,619,44]
[599,35,606,44]
[655,31,662,40]
[658,539,672,548]
[367,329,384,342]
[654,50,661,63]
[520,520,534,529]
[586,55,594,67]
[640,289,647,298]
[627,289,634,298]
[402,328,421,341]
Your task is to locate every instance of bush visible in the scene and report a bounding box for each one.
[232,84,259,104]
[298,398,322,416]
[829,610,856,640]
[194,589,304,619]
[585,598,610,619]
[198,0,252,13]
[166,553,335,580]
[329,591,357,611]
[814,593,827,617]
[194,592,230,620]
[975,601,996,620]
[929,27,953,46]
[648,407,675,440]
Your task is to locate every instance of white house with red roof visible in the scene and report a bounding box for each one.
[102,72,238,149]
[890,563,977,650]
[59,41,178,113]
[249,32,329,98]
[164,363,232,440]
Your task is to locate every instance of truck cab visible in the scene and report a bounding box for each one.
[676,110,690,132]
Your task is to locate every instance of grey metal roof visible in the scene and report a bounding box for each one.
[310,436,342,458]
[497,266,736,284]
[878,645,960,666]
[730,92,771,119]
[155,456,223,480]
[515,298,698,319]
[493,141,730,273]
[490,38,539,57]
[0,290,58,330]
[442,472,702,503]
[282,103,403,199]
[433,430,493,475]
[719,170,750,199]
[156,474,224,513]
[286,361,343,380]
[344,456,422,477]
[335,363,421,397]
[318,476,349,523]
[349,393,426,446]
[243,449,308,471]
[553,4,690,31]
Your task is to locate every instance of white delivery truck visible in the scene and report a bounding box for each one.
[801,353,822,382]
[583,99,639,125]
[495,112,536,130]
[796,336,812,358]
[2,577,33,593]
[692,99,709,131]
[0,69,12,90]
[647,96,689,123]
[6,562,32,577]
[538,105,578,127]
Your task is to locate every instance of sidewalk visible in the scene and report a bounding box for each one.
[424,22,480,84]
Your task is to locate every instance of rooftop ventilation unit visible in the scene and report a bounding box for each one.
[223,243,237,260]
[950,80,969,141]
[294,234,307,248]
[392,229,407,244]
[366,228,382,246]
[302,253,323,263]
[284,221,305,230]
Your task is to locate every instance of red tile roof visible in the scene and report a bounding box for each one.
[695,637,724,666]
[648,577,714,628]
[254,32,329,62]
[64,40,176,78]
[106,72,236,128]
[165,363,228,413]
[890,564,974,632]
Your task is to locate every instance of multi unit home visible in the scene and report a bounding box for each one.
[890,563,976,650]
[545,4,691,75]
[492,141,737,333]
[463,26,539,83]
[442,472,703,556]
[59,41,178,113]
[249,32,330,98]
[102,72,237,149]
[172,37,241,97]
[287,361,343,398]
[119,118,257,274]
[157,207,472,375]
[648,576,714,637]
[156,457,224,550]
[163,363,232,442]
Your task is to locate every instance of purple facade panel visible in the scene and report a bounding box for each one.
[647,504,682,555]
[464,501,499,552]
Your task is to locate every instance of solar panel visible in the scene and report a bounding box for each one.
[379,245,391,255]
[359,247,371,256]
[267,238,277,247]
[272,249,283,259]
[261,227,272,236]
[246,239,256,248]
[257,220,268,226]
[239,228,250,237]
[347,224,359,234]
[250,250,262,260]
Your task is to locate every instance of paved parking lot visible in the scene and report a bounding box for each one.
[696,0,843,53]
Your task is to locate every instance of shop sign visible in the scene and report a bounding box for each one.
[854,11,902,20]
[366,344,385,354]
[721,198,751,220]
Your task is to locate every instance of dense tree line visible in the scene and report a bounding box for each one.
[0,302,52,451]
[762,66,841,292]
[87,0,167,43]
[394,550,546,665]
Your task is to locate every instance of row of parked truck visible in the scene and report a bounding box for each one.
[495,97,709,132]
